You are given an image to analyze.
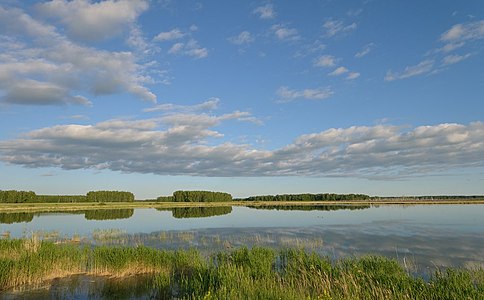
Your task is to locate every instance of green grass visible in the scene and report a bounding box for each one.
[0,239,483,299]
[0,238,484,299]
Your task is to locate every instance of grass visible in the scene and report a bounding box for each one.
[0,239,483,299]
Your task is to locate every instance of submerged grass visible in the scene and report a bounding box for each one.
[0,238,483,299]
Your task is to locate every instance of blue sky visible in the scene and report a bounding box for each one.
[0,0,483,199]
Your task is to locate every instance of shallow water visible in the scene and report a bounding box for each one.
[1,204,484,297]
[1,204,483,269]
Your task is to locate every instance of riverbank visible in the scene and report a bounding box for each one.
[1,198,483,213]
[0,239,483,299]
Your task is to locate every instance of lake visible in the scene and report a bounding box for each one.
[1,204,483,271]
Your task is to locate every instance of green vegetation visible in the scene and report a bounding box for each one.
[158,206,233,218]
[0,190,134,203]
[156,195,174,202]
[84,209,134,220]
[374,195,484,201]
[35,195,87,203]
[248,204,371,211]
[240,193,371,202]
[0,191,36,203]
[164,190,232,202]
[0,240,483,299]
[86,191,134,202]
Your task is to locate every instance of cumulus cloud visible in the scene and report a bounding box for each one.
[37,0,149,42]
[126,25,157,54]
[384,60,434,81]
[253,4,275,19]
[0,107,267,176]
[228,31,254,45]
[2,80,91,106]
[314,55,338,67]
[153,28,185,42]
[167,39,208,58]
[271,24,300,41]
[0,5,156,105]
[323,19,357,37]
[1,115,483,178]
[276,86,333,103]
[328,66,349,76]
[293,40,326,58]
[346,72,360,80]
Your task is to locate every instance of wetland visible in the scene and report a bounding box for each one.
[1,203,483,298]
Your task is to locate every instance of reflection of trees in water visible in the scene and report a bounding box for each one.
[0,212,34,224]
[247,205,370,211]
[84,209,134,220]
[0,209,135,224]
[158,206,233,218]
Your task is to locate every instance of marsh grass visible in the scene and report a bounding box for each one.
[0,239,483,299]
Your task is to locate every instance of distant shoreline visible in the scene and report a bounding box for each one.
[1,198,483,213]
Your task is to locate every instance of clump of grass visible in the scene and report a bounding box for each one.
[0,239,483,299]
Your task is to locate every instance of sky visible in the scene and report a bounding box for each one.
[0,0,484,199]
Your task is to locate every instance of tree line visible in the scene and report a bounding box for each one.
[239,193,371,202]
[247,205,370,211]
[86,191,134,202]
[157,190,233,202]
[0,190,134,203]
[0,191,36,203]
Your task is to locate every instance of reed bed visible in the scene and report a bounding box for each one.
[0,238,483,299]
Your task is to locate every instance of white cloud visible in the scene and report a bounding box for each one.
[323,19,357,37]
[355,42,374,58]
[2,80,91,106]
[328,66,349,76]
[228,31,254,45]
[126,25,158,54]
[442,53,472,66]
[346,72,360,80]
[388,20,483,81]
[441,20,484,42]
[314,55,338,67]
[253,4,275,19]
[0,5,157,105]
[276,86,333,102]
[436,20,484,58]
[1,117,483,178]
[37,0,149,42]
[168,43,184,54]
[153,28,185,42]
[271,24,300,41]
[434,42,465,54]
[167,39,208,58]
[293,40,326,58]
[384,60,434,81]
[144,98,220,113]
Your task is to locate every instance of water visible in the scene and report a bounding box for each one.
[1,204,484,297]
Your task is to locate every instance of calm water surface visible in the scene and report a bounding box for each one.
[1,204,483,268]
[2,204,483,298]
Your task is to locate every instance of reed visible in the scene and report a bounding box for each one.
[0,239,483,299]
